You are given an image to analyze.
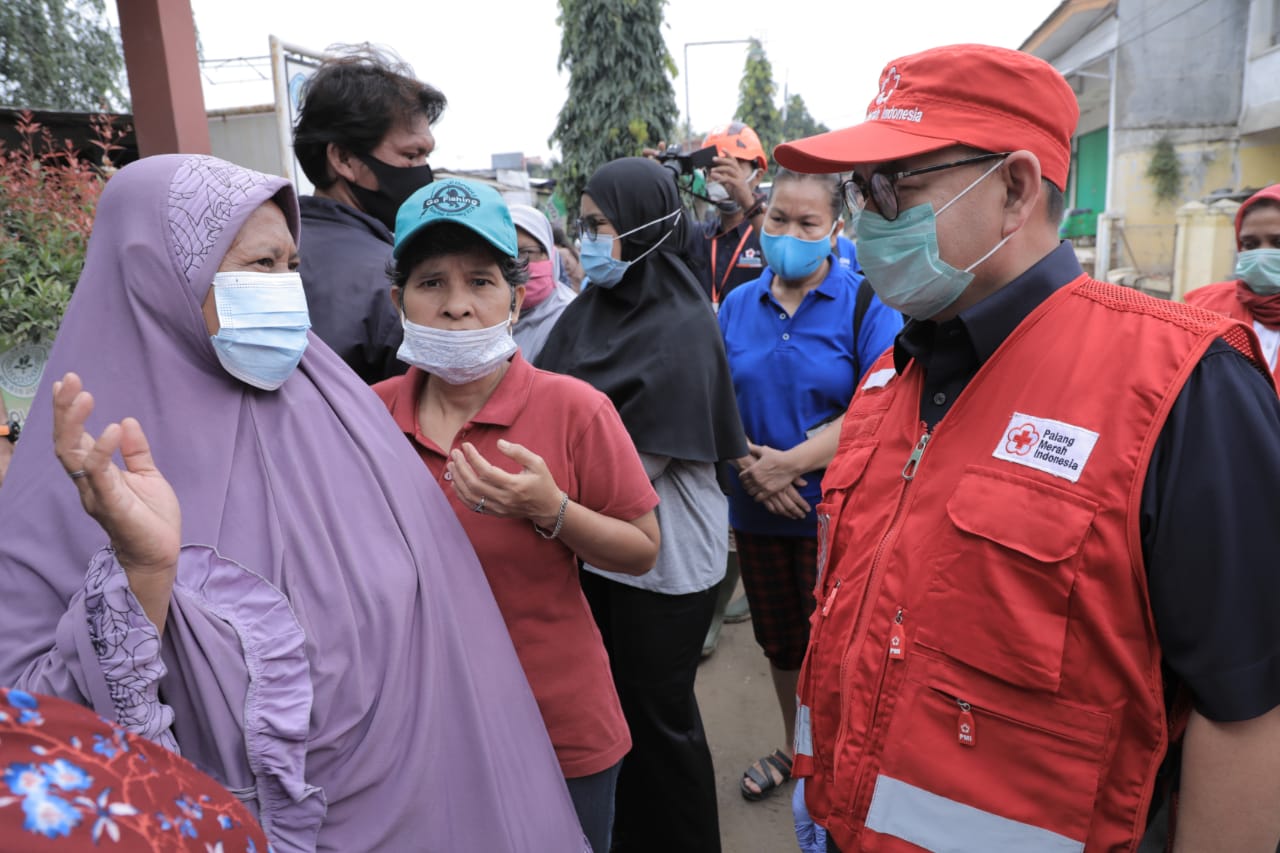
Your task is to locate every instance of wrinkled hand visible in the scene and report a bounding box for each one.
[739,442,807,500]
[52,373,181,578]
[447,440,564,528]
[762,484,811,520]
[708,155,757,210]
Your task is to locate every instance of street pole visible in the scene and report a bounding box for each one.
[683,39,753,141]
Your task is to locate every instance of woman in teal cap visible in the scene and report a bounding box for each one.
[374,178,661,853]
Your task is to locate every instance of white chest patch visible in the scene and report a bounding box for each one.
[991,412,1099,483]
[861,368,897,391]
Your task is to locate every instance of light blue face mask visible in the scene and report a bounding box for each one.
[578,208,682,289]
[1235,248,1280,295]
[855,157,1012,320]
[760,222,838,282]
[209,271,311,390]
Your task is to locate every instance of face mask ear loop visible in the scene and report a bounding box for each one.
[936,157,1007,218]
[615,207,683,240]
[963,231,1016,274]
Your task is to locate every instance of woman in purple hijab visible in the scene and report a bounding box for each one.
[0,154,588,852]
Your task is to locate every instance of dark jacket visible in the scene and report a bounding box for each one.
[298,196,406,384]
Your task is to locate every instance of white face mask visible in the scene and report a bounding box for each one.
[396,314,517,384]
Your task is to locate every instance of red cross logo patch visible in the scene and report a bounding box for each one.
[1005,424,1039,456]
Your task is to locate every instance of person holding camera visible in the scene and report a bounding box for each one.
[648,123,769,308]
[690,123,770,308]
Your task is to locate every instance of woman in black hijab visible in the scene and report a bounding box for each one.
[538,157,747,853]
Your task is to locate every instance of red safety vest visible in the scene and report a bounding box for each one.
[1184,280,1280,388]
[795,275,1268,852]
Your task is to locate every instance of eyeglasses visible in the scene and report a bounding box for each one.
[576,216,607,242]
[840,152,1010,222]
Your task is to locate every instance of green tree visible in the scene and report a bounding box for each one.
[0,0,126,111]
[781,93,828,144]
[551,0,679,217]
[734,38,781,161]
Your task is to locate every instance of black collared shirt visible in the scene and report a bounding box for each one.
[893,242,1280,723]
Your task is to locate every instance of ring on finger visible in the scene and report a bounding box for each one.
[67,469,89,481]
[473,496,486,514]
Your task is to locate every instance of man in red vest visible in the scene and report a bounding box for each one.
[774,44,1280,852]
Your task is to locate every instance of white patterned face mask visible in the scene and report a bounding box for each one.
[396,314,517,384]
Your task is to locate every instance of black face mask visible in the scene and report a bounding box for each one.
[350,152,434,232]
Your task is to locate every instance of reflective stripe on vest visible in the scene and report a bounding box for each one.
[795,703,813,758]
[865,775,1085,853]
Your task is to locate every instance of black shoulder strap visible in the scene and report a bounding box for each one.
[851,277,874,380]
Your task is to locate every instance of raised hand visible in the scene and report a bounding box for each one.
[52,373,180,630]
[447,439,564,529]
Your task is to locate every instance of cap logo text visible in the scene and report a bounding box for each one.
[422,182,481,217]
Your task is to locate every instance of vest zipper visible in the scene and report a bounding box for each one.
[835,424,931,815]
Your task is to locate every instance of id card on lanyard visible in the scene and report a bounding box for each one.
[710,225,756,312]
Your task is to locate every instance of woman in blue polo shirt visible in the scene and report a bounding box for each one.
[719,168,901,802]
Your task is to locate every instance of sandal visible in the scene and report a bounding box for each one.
[740,749,793,801]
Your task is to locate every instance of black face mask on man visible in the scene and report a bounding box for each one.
[350,152,434,231]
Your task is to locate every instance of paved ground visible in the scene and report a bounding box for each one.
[695,582,800,853]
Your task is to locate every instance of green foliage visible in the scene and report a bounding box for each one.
[0,112,119,350]
[734,38,782,163]
[781,94,828,144]
[551,0,679,218]
[0,0,126,111]
[1145,135,1182,205]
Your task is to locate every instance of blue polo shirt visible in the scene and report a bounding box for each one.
[718,258,902,536]
[895,240,1280,724]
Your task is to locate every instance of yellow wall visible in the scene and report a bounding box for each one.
[1239,141,1280,189]
[1111,140,1250,276]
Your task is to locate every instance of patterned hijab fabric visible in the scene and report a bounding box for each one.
[0,687,268,851]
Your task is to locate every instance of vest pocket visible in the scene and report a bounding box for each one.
[815,441,877,591]
[867,652,1109,852]
[916,466,1098,692]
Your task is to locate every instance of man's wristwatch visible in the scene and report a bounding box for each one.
[0,414,21,444]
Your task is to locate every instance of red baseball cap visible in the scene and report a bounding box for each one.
[774,44,1079,190]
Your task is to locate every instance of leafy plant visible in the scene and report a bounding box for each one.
[1145,135,1182,205]
[0,111,123,350]
[551,0,679,218]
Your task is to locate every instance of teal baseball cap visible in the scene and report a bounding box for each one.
[392,178,518,259]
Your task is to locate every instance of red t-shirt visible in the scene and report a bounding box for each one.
[374,353,657,777]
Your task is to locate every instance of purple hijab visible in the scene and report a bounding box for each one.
[0,155,586,852]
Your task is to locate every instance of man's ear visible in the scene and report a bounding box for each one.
[389,285,403,315]
[327,143,361,186]
[1001,150,1043,236]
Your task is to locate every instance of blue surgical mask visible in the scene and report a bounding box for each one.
[761,222,837,282]
[578,208,682,289]
[209,271,310,390]
[855,158,1012,320]
[1235,248,1280,295]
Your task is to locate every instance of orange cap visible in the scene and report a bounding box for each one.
[703,122,768,171]
[774,44,1079,190]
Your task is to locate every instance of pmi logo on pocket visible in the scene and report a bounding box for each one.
[991,412,1099,484]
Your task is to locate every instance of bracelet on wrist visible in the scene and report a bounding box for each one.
[533,491,570,540]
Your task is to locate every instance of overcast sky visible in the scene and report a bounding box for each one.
[172,0,1062,170]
